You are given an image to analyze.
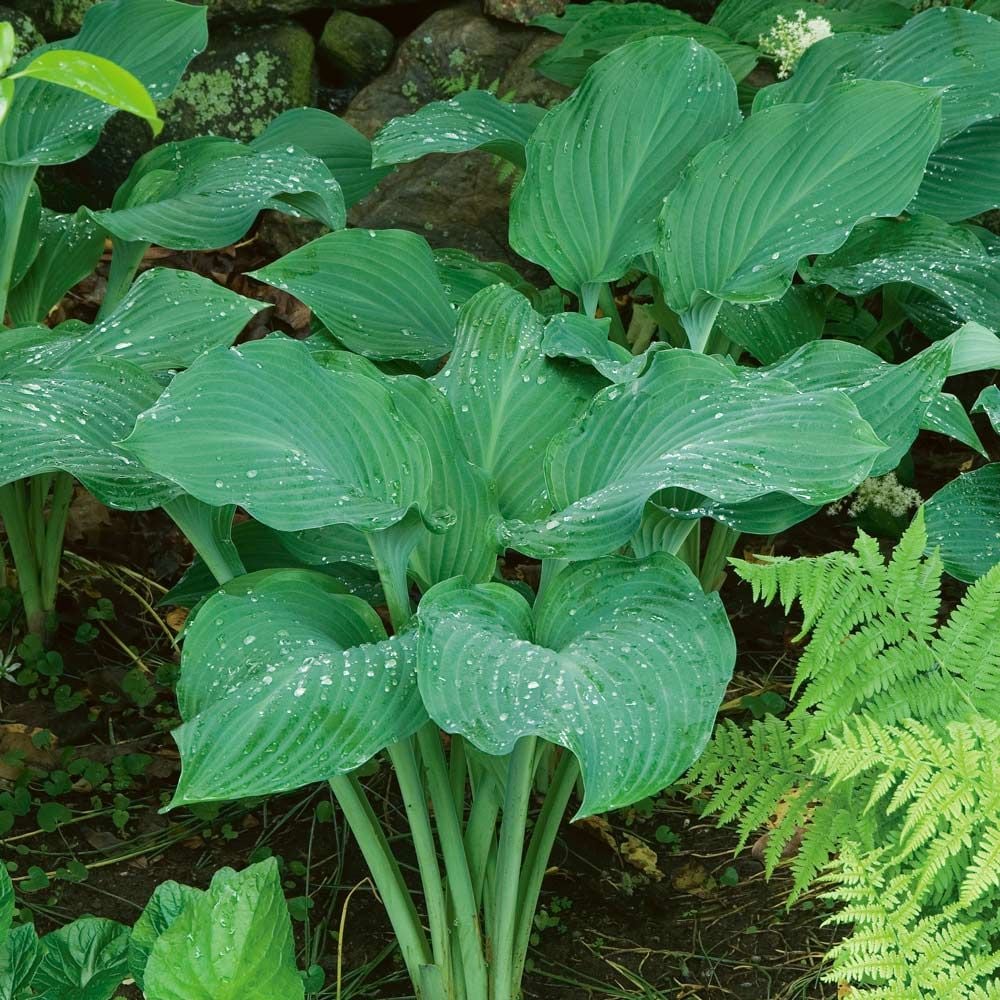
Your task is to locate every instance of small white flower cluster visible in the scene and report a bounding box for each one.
[759,9,834,79]
[828,473,923,519]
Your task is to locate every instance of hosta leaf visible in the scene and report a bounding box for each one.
[974,384,1000,434]
[0,866,11,940]
[9,269,263,376]
[433,248,551,310]
[0,0,207,166]
[124,337,434,532]
[9,182,40,291]
[168,571,425,806]
[142,861,303,1000]
[162,519,380,608]
[0,923,43,1000]
[504,349,885,560]
[532,3,612,34]
[93,136,344,251]
[432,285,603,521]
[946,321,1000,375]
[658,80,941,348]
[252,107,391,209]
[372,90,546,169]
[417,553,735,816]
[534,4,759,88]
[710,0,909,40]
[0,359,177,509]
[541,312,649,383]
[747,336,955,476]
[911,119,1000,223]
[923,392,987,457]
[128,881,203,991]
[314,351,501,588]
[8,209,104,326]
[510,35,740,297]
[753,7,1000,141]
[644,488,819,537]
[715,286,827,364]
[33,918,129,1000]
[252,229,456,361]
[800,216,1000,327]
[925,464,1000,582]
[12,50,162,135]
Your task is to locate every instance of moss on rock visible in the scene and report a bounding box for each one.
[319,11,394,83]
[0,5,43,56]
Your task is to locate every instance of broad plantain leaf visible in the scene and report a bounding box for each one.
[800,215,1000,327]
[715,286,827,364]
[911,119,1000,223]
[534,3,759,88]
[128,881,203,991]
[432,285,604,521]
[372,90,546,169]
[142,860,303,1000]
[0,359,177,509]
[753,7,1000,142]
[33,918,129,1000]
[925,464,1000,582]
[92,136,345,251]
[7,209,104,326]
[252,107,391,209]
[252,229,456,361]
[168,571,425,806]
[124,337,435,532]
[510,35,741,298]
[0,0,207,166]
[658,80,941,348]
[504,349,886,559]
[417,553,735,816]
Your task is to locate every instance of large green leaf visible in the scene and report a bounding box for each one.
[657,80,941,348]
[0,0,207,166]
[123,336,435,532]
[314,351,501,588]
[753,7,1000,142]
[923,392,987,458]
[715,286,827,364]
[142,861,303,1000]
[251,107,391,209]
[974,384,1000,433]
[509,35,740,298]
[417,553,735,816]
[925,464,1000,583]
[0,866,11,941]
[503,349,886,560]
[92,137,345,251]
[541,312,650,383]
[33,918,129,1000]
[0,923,42,1000]
[0,359,177,509]
[168,571,425,806]
[128,881,202,991]
[710,0,909,41]
[911,119,1000,223]
[432,285,603,521]
[10,50,162,135]
[800,216,1000,327]
[372,90,546,169]
[433,247,553,312]
[534,3,759,88]
[162,519,381,609]
[946,321,1000,375]
[8,269,263,376]
[252,229,456,361]
[7,209,104,326]
[9,181,40,291]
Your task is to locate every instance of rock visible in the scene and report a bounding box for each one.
[344,5,566,275]
[319,11,395,83]
[0,5,43,57]
[159,21,316,145]
[337,0,420,9]
[483,0,565,27]
[37,19,316,211]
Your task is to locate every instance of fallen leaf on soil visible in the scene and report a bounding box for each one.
[64,489,112,545]
[672,862,715,898]
[620,834,663,881]
[573,814,618,851]
[165,607,188,632]
[0,724,59,779]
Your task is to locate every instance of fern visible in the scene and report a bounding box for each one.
[690,511,1000,995]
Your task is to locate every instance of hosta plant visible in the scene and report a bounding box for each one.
[0,858,307,999]
[691,513,1000,997]
[0,0,362,633]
